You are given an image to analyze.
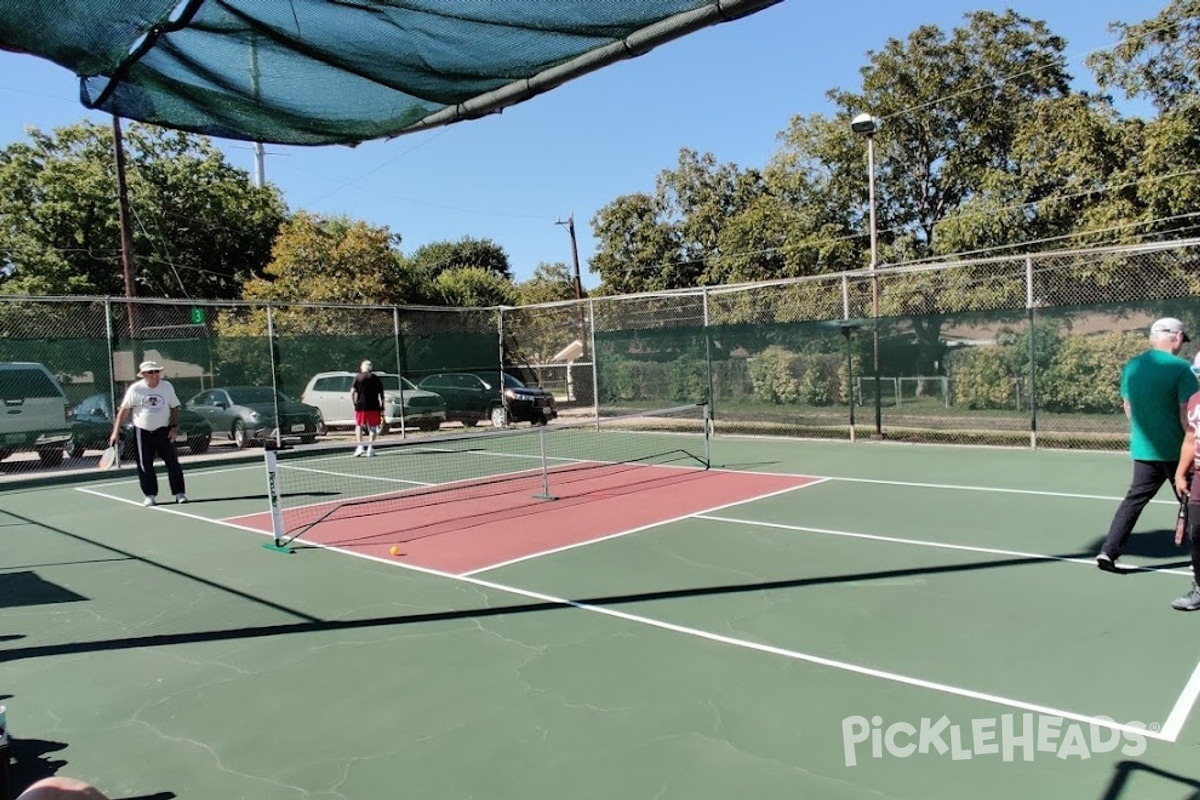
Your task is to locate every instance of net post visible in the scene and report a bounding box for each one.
[261,448,293,554]
[532,424,555,500]
[703,401,712,468]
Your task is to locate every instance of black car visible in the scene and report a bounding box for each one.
[416,372,557,427]
[67,392,213,459]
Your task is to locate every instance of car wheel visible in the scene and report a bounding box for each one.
[418,421,440,432]
[65,437,86,459]
[37,447,64,467]
[187,433,211,454]
[232,420,249,449]
[490,405,508,428]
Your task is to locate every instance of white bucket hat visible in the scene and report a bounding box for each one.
[138,360,165,376]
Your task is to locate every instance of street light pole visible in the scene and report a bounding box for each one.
[851,113,884,438]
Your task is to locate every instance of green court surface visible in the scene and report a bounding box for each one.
[4,437,1200,800]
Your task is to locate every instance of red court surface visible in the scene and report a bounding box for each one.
[226,467,817,574]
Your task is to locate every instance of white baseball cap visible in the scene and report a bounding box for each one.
[1151,317,1189,342]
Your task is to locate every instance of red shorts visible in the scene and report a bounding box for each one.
[355,410,382,428]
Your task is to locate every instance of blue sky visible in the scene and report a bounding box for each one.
[0,1,1168,291]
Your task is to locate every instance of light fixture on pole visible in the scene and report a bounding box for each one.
[851,112,884,438]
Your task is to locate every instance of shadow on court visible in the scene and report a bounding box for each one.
[0,544,1121,664]
[1097,761,1200,799]
[1084,528,1192,573]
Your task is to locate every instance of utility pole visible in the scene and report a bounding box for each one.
[555,214,583,300]
[112,115,140,353]
[555,214,587,367]
[253,142,266,187]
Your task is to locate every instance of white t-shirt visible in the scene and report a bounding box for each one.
[119,379,180,431]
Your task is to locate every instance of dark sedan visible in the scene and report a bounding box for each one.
[417,372,557,427]
[67,392,212,460]
[186,386,325,448]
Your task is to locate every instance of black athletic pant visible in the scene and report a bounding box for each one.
[1101,459,1178,559]
[133,425,185,499]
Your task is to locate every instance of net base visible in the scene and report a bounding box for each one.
[261,540,295,555]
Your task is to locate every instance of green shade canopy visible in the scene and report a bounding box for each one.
[0,0,781,146]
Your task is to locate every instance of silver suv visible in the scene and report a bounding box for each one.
[0,362,71,467]
[300,371,446,433]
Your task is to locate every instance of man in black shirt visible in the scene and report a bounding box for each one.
[350,359,385,457]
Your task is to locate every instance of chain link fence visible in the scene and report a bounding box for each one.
[2,240,1199,474]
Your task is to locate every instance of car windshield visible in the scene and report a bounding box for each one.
[378,375,418,392]
[228,387,291,405]
[501,373,526,388]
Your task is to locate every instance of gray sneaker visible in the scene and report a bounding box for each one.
[1171,584,1200,611]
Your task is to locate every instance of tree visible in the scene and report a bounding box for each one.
[829,10,1072,260]
[241,212,409,306]
[407,236,514,282]
[589,150,764,292]
[434,267,517,308]
[590,192,680,294]
[516,262,579,306]
[0,121,285,299]
[1088,0,1200,112]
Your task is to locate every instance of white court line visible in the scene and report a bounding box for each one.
[319,540,1173,743]
[733,471,1178,506]
[462,479,830,575]
[75,486,273,535]
[1161,659,1200,740]
[71,478,1180,743]
[695,515,1194,578]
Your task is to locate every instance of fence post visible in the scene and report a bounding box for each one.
[588,298,599,425]
[393,305,408,438]
[104,297,117,413]
[1026,255,1038,449]
[703,287,715,431]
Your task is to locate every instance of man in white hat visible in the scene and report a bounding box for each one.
[350,359,385,457]
[110,360,188,506]
[1098,317,1197,572]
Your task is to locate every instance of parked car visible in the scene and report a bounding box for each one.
[66,392,212,460]
[416,371,557,427]
[185,386,325,448]
[300,371,446,432]
[0,362,72,467]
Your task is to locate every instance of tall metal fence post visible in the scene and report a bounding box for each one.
[1026,255,1038,450]
[104,297,117,411]
[392,305,407,438]
[588,298,599,425]
[496,307,506,425]
[703,287,715,432]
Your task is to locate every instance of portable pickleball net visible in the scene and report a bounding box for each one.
[258,403,712,553]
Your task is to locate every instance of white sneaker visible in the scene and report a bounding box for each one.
[366,446,374,457]
[143,496,157,507]
[175,493,188,504]
[354,445,364,457]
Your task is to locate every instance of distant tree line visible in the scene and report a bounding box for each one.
[1,4,1198,308]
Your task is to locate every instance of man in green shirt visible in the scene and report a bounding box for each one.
[1098,317,1198,572]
